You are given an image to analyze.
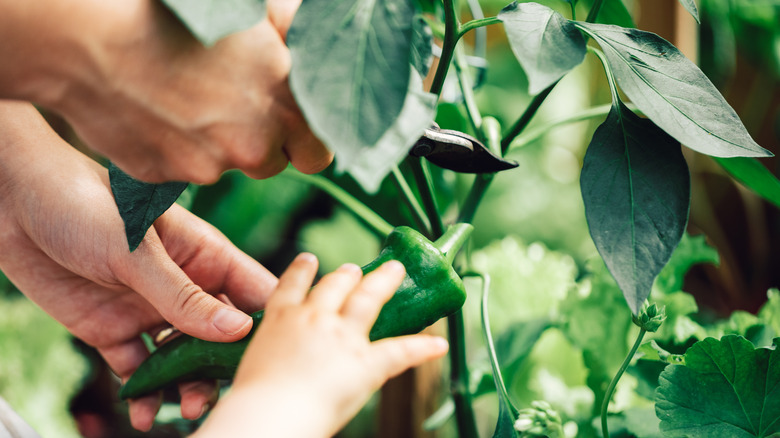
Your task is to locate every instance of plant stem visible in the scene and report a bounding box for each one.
[435,223,474,264]
[586,0,605,23]
[601,328,647,438]
[458,16,502,40]
[458,174,493,223]
[448,310,480,438]
[506,103,641,152]
[500,82,557,154]
[391,166,431,235]
[454,46,483,135]
[281,169,393,238]
[408,157,444,237]
[588,46,619,105]
[430,0,459,96]
[479,273,517,416]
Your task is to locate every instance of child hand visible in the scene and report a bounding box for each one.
[194,253,449,437]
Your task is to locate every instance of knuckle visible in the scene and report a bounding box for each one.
[171,283,212,320]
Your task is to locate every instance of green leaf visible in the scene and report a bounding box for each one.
[759,289,780,338]
[288,0,415,159]
[498,2,587,95]
[576,22,772,158]
[714,157,780,209]
[581,0,635,28]
[109,164,188,251]
[493,399,519,438]
[656,335,780,437]
[654,233,719,295]
[581,101,690,313]
[496,319,552,376]
[411,16,433,77]
[677,0,701,24]
[340,72,437,193]
[161,0,266,46]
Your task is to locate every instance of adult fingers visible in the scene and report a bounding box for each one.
[340,261,405,330]
[267,0,303,40]
[157,206,279,312]
[127,393,162,432]
[178,381,219,420]
[265,253,319,309]
[285,129,333,175]
[116,236,253,342]
[369,335,449,383]
[307,263,363,311]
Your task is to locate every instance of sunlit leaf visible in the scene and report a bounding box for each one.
[288,0,414,151]
[109,164,188,251]
[161,0,266,46]
[714,157,780,209]
[498,2,587,95]
[677,0,700,24]
[581,102,690,313]
[656,335,780,437]
[576,22,772,158]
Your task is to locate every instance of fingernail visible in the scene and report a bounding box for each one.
[197,403,211,419]
[433,337,449,352]
[213,308,251,336]
[337,263,362,273]
[383,260,406,274]
[296,252,317,263]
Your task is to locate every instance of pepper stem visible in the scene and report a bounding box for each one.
[434,223,474,265]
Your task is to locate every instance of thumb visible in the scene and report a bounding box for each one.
[369,335,449,382]
[116,240,253,342]
[267,0,302,40]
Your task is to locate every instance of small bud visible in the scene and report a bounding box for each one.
[514,401,564,437]
[632,302,666,332]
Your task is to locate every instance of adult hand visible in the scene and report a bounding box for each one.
[0,0,331,184]
[193,255,449,437]
[0,102,278,430]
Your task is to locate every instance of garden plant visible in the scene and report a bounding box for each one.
[100,0,780,436]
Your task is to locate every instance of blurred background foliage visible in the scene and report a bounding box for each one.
[1,0,778,436]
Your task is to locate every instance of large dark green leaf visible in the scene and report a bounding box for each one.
[677,0,700,24]
[656,335,780,437]
[109,164,188,251]
[576,22,772,159]
[714,157,780,209]
[581,101,690,313]
[498,2,587,95]
[288,0,414,156]
[161,0,266,46]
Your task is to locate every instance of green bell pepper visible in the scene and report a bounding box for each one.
[119,223,472,400]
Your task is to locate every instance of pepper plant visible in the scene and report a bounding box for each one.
[110,0,780,436]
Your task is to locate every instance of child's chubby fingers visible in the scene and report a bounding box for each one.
[306,263,363,311]
[369,334,449,382]
[340,260,406,330]
[265,253,319,309]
